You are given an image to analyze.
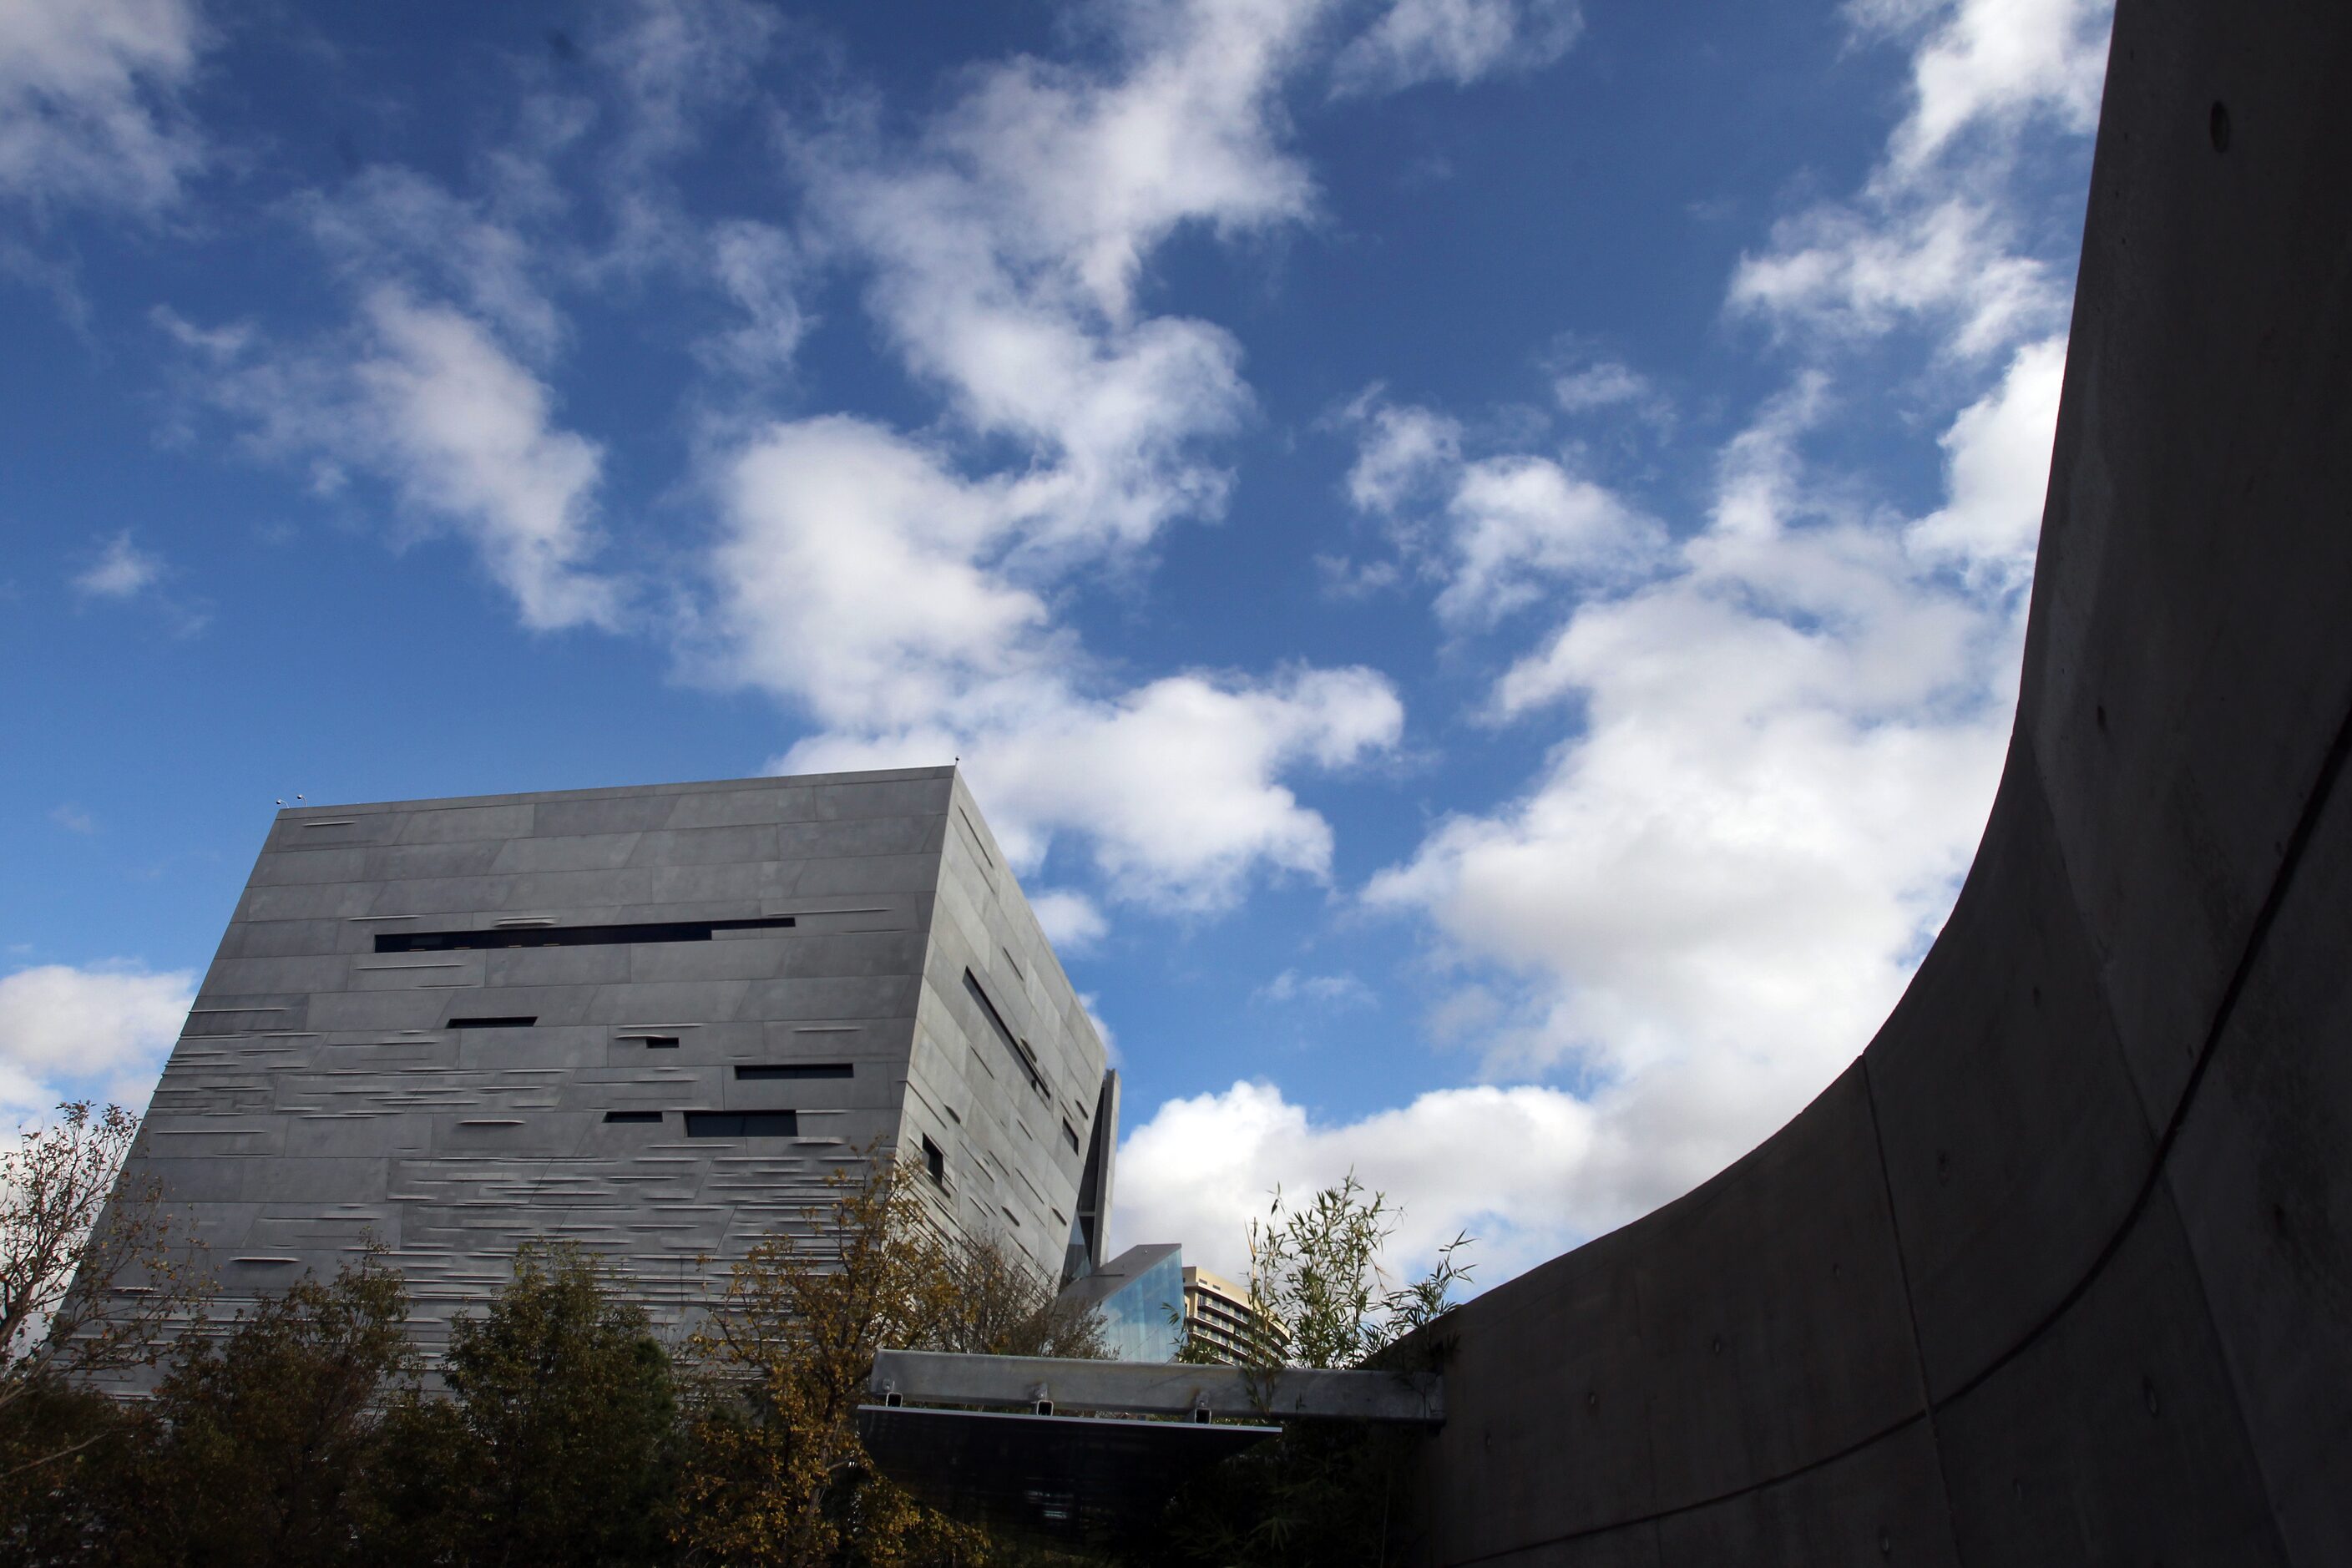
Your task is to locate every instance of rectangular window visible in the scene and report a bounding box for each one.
[922,1134,945,1185]
[377,915,797,953]
[1062,1118,1080,1155]
[637,1036,680,1050]
[962,969,1048,1100]
[603,1110,663,1124]
[448,1015,537,1029]
[683,1110,798,1138]
[734,1064,852,1080]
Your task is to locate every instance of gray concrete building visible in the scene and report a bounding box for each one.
[114,765,1114,1363]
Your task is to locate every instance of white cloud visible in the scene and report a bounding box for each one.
[1344,397,1460,517]
[1331,0,1582,98]
[180,286,622,632]
[1909,334,2066,582]
[1437,455,1665,625]
[770,660,1402,911]
[72,532,161,598]
[693,0,1409,911]
[1029,889,1110,953]
[345,289,619,630]
[1256,969,1376,1008]
[1865,0,2112,174]
[701,219,807,376]
[1341,393,1666,626]
[1729,197,2061,360]
[1729,0,2109,362]
[302,167,568,361]
[0,0,204,214]
[48,804,97,834]
[1362,346,2055,1227]
[1115,1078,1601,1287]
[1550,357,1663,419]
[0,963,195,1120]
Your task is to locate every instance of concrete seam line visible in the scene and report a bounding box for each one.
[1930,680,2352,1417]
[1443,1409,1937,1561]
[1860,1051,1965,1555]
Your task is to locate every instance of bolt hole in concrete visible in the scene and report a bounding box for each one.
[2210,99,2231,151]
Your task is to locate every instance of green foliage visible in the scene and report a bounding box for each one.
[379,1240,679,1567]
[1245,1173,1470,1372]
[0,1163,1114,1568]
[0,1373,129,1562]
[113,1248,417,1567]
[1139,1173,1472,1568]
[675,1152,1102,1567]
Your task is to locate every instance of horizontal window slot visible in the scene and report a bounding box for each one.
[448,1016,537,1029]
[735,1064,852,1080]
[633,1036,681,1050]
[684,1110,798,1139]
[376,915,797,953]
[603,1110,664,1124]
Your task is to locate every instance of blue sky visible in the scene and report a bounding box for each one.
[1,0,2110,1286]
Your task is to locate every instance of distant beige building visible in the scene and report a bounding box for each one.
[1180,1264,1289,1365]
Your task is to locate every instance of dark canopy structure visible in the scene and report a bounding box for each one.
[1402,3,2352,1562]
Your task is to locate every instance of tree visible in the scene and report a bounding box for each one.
[936,1229,1110,1362]
[676,1150,1105,1566]
[1,1102,209,1418]
[677,1153,968,1566]
[1144,1174,1471,1568]
[0,1100,208,1550]
[107,1249,417,1568]
[1242,1173,1469,1371]
[379,1240,678,1568]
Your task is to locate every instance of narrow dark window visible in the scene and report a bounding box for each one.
[378,915,796,953]
[448,1015,537,1029]
[639,1036,680,1050]
[684,1110,799,1138]
[1002,1206,1021,1228]
[603,1110,663,1124]
[735,1064,852,1081]
[922,1135,945,1185]
[962,969,1048,1100]
[1062,1118,1080,1155]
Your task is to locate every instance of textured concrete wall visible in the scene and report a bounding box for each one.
[1409,3,2352,1561]
[905,770,1110,1282]
[113,766,1105,1366]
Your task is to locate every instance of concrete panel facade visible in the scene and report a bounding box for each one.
[1406,3,2352,1560]
[111,766,1109,1367]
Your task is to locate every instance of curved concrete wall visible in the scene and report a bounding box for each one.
[1410,4,2352,1562]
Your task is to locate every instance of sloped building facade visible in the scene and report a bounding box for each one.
[114,766,1114,1361]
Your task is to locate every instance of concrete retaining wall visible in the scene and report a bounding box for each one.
[1409,3,2352,1560]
